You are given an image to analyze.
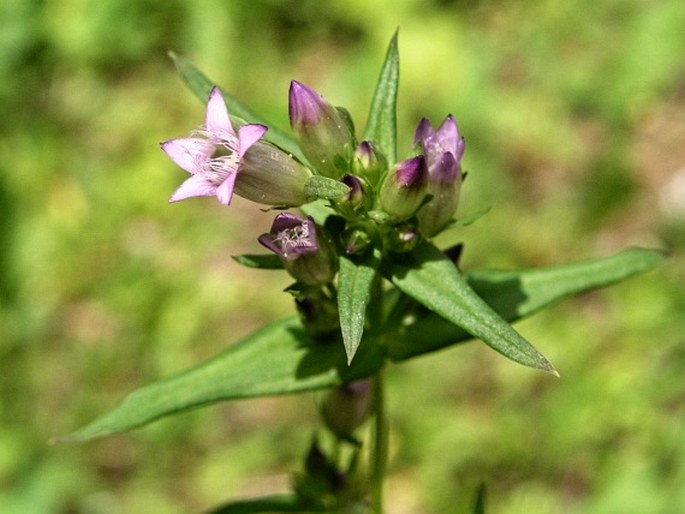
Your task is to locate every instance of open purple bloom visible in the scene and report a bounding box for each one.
[161,87,267,205]
[258,213,319,261]
[258,213,337,285]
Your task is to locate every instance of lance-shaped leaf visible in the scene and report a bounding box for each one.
[363,30,399,165]
[384,240,557,373]
[206,494,325,514]
[169,52,306,163]
[304,176,351,201]
[338,251,381,364]
[61,248,663,441]
[231,254,284,270]
[387,246,666,361]
[58,317,384,442]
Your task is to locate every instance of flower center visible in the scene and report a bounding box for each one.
[193,127,240,185]
[273,223,313,258]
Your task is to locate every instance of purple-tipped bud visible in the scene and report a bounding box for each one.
[378,155,429,221]
[333,174,371,214]
[235,141,313,206]
[352,141,387,186]
[258,213,337,286]
[321,379,373,438]
[289,81,355,179]
[413,115,465,236]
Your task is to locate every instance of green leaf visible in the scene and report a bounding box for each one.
[338,251,381,364]
[231,254,284,270]
[299,199,337,226]
[455,206,492,226]
[471,483,486,514]
[168,52,306,163]
[304,176,350,201]
[207,494,324,514]
[363,30,399,165]
[387,246,666,361]
[384,240,557,373]
[61,247,664,441]
[58,317,384,442]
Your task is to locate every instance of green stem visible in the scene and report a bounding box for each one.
[370,368,388,513]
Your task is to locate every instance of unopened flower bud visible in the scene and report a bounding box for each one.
[258,213,338,286]
[333,175,371,214]
[413,115,465,236]
[352,141,386,186]
[236,141,313,206]
[342,227,372,256]
[289,81,355,179]
[383,222,420,254]
[321,379,373,438]
[295,293,339,340]
[378,155,428,221]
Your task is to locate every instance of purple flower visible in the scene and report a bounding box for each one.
[414,115,465,181]
[413,116,465,236]
[161,87,267,205]
[258,213,319,261]
[258,213,338,285]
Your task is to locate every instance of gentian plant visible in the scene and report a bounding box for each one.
[61,33,664,513]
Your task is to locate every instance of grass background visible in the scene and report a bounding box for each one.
[1,0,684,512]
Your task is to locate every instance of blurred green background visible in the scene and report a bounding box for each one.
[1,0,684,512]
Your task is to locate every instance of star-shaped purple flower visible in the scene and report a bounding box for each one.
[161,87,267,205]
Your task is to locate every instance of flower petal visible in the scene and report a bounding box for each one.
[169,175,216,203]
[161,138,212,174]
[205,87,234,136]
[237,124,268,159]
[413,117,434,145]
[433,115,459,151]
[215,171,238,205]
[428,151,458,182]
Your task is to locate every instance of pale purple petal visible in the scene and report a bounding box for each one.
[161,138,213,174]
[289,81,325,126]
[215,172,238,205]
[428,152,458,182]
[169,175,216,203]
[237,124,268,159]
[413,118,433,145]
[205,87,234,136]
[433,115,459,152]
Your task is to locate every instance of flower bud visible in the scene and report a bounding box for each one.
[320,379,373,438]
[258,213,338,286]
[383,222,420,254]
[235,141,313,206]
[352,141,387,186]
[342,227,372,256]
[378,155,428,221]
[413,115,465,236]
[289,81,355,179]
[332,175,371,215]
[295,293,340,340]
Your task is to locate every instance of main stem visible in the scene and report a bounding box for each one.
[370,368,388,513]
[369,258,388,513]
